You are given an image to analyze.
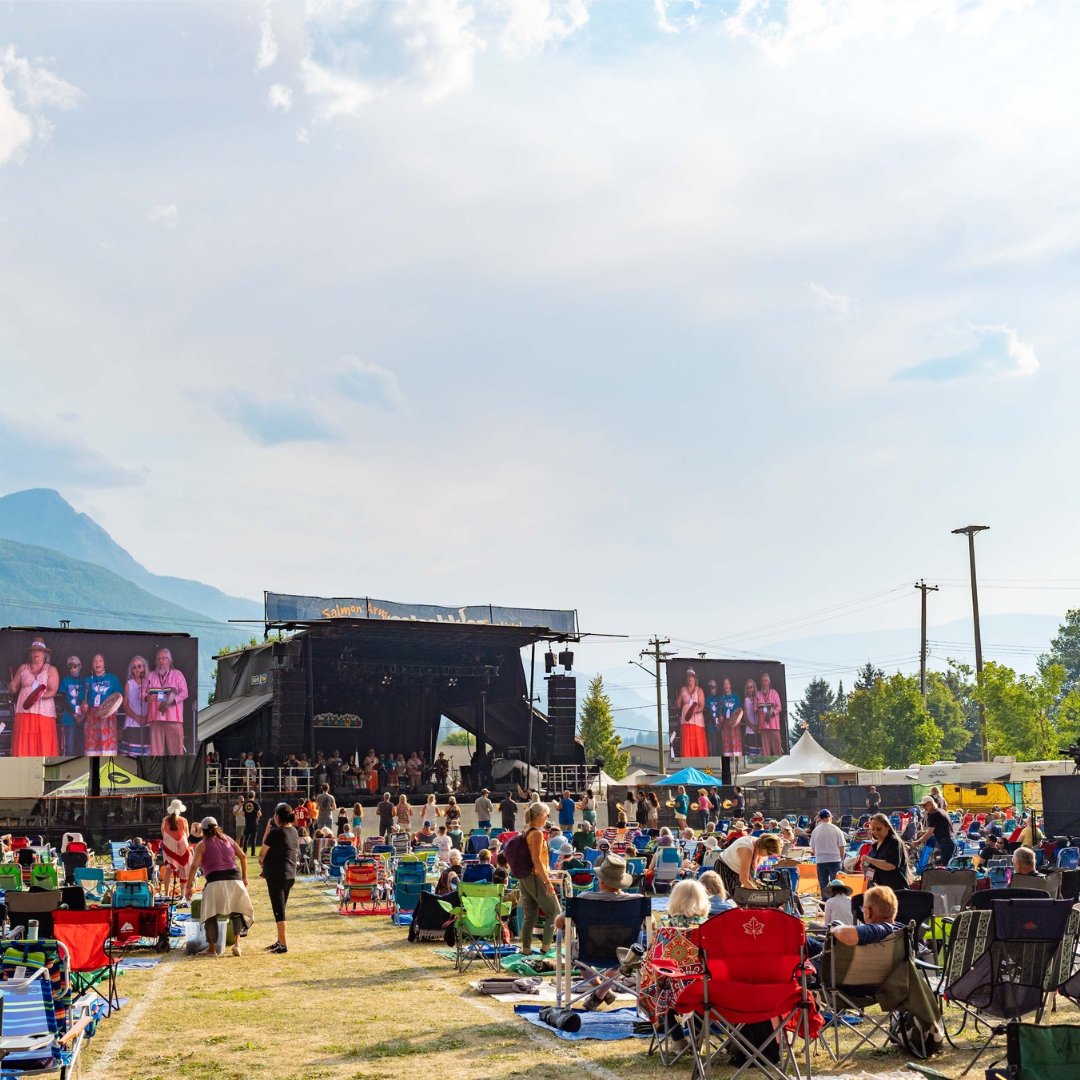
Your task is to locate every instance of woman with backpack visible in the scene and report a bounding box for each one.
[507,801,562,955]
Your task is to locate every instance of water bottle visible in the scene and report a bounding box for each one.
[27,919,39,941]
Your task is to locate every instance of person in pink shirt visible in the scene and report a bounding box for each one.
[145,647,189,755]
[675,668,708,758]
[754,672,784,756]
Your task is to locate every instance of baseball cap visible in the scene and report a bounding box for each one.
[818,808,832,819]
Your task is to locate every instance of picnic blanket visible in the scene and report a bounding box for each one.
[515,1005,647,1041]
[117,958,161,971]
[471,981,635,1004]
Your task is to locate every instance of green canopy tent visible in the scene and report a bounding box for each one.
[46,762,163,797]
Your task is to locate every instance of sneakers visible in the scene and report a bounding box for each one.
[231,942,242,957]
[267,943,288,954]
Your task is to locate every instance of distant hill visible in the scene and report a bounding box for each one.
[0,537,251,700]
[0,489,261,622]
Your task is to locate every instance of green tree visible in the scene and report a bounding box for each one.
[578,675,629,779]
[1039,609,1080,695]
[936,661,982,762]
[834,680,847,713]
[854,662,885,692]
[443,729,472,747]
[976,661,1071,760]
[925,671,975,761]
[794,678,836,747]
[831,673,942,768]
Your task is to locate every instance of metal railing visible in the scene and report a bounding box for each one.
[206,765,312,796]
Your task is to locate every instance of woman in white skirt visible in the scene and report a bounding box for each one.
[185,816,254,957]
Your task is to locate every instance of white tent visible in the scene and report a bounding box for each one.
[741,731,858,784]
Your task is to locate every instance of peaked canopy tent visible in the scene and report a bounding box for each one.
[740,731,858,784]
[47,763,163,797]
[653,767,725,787]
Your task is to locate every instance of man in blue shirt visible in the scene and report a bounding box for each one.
[559,790,576,830]
[808,885,903,961]
[705,679,722,756]
[57,655,85,758]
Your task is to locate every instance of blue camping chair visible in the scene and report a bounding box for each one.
[328,842,355,881]
[73,867,107,903]
[1056,847,1080,871]
[109,841,127,871]
[392,860,429,923]
[466,833,491,856]
[651,847,682,894]
[583,847,602,868]
[625,857,646,893]
[633,834,651,855]
[988,864,1011,889]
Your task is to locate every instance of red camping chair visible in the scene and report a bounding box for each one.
[53,908,125,1014]
[673,907,822,1080]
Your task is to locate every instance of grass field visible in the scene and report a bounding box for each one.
[77,879,1080,1080]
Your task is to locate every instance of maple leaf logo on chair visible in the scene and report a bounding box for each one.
[743,915,765,938]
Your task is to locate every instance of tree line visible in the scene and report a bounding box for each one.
[794,610,1080,768]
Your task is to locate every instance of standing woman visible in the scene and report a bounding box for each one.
[578,789,597,829]
[395,794,412,831]
[635,790,650,830]
[422,794,441,830]
[122,656,149,757]
[647,790,660,830]
[9,639,60,757]
[863,813,910,892]
[351,801,364,837]
[185,817,254,957]
[517,801,562,955]
[161,798,193,902]
[742,679,759,755]
[259,803,298,954]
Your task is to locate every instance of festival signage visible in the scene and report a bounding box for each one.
[0,627,197,759]
[265,592,578,635]
[664,657,789,763]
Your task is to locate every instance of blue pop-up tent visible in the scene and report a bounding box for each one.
[652,767,724,787]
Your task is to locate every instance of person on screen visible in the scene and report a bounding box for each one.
[676,668,708,758]
[755,673,784,756]
[122,655,150,756]
[82,653,122,756]
[705,679,722,756]
[719,676,744,757]
[58,655,86,758]
[742,678,760,756]
[145,647,189,755]
[8,638,59,757]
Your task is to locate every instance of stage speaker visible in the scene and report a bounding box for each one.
[546,674,577,764]
[1041,774,1080,838]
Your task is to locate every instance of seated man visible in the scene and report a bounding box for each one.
[413,820,437,846]
[571,820,596,854]
[1011,845,1044,879]
[125,836,155,874]
[979,834,1005,865]
[461,848,495,884]
[808,885,903,960]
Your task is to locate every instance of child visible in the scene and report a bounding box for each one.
[822,879,854,926]
[433,824,452,865]
[699,870,736,915]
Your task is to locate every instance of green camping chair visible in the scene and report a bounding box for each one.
[0,864,24,892]
[986,1024,1080,1080]
[29,863,59,891]
[439,883,509,974]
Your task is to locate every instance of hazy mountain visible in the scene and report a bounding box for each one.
[0,537,251,700]
[0,489,261,622]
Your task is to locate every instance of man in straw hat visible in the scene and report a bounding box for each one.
[8,638,59,757]
[555,854,636,1010]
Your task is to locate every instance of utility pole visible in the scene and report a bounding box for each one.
[640,637,673,775]
[914,579,939,698]
[952,525,990,761]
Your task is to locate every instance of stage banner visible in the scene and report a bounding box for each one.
[1,627,197,759]
[665,657,789,763]
[265,592,578,634]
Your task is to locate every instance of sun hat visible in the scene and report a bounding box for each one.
[703,836,719,850]
[166,799,186,815]
[30,639,48,652]
[826,878,853,896]
[597,855,633,890]
[549,836,573,856]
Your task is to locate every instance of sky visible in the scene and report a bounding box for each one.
[3,0,1080,730]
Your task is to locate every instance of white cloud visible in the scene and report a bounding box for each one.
[654,0,702,35]
[498,0,589,55]
[267,83,294,111]
[0,46,81,165]
[299,0,485,120]
[148,203,179,228]
[256,1,279,71]
[296,126,311,143]
[807,281,854,319]
[895,323,1039,382]
[722,0,1036,64]
[334,356,408,412]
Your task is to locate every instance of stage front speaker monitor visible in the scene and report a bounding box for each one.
[1041,774,1080,839]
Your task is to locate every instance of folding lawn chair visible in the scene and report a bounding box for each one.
[327,843,354,883]
[108,842,126,873]
[0,866,24,894]
[59,851,88,888]
[555,892,651,1009]
[673,907,820,1080]
[390,832,410,857]
[466,832,490,856]
[1056,846,1080,871]
[1009,873,1062,898]
[817,922,942,1066]
[939,898,1080,1075]
[640,925,704,1065]
[28,865,58,892]
[338,859,383,914]
[0,937,100,1078]
[985,1021,1080,1080]
[920,867,977,915]
[408,890,452,943]
[114,868,148,884]
[72,869,106,906]
[651,847,682,894]
[439,883,510,973]
[52,908,123,1015]
[5,891,63,941]
[988,864,1011,889]
[392,860,428,924]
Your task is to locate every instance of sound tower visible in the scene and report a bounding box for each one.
[1040,774,1080,839]
[546,674,577,764]
[273,667,307,756]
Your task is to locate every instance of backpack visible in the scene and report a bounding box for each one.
[887,1010,945,1059]
[504,829,538,880]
